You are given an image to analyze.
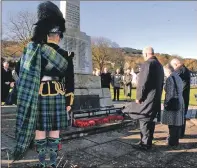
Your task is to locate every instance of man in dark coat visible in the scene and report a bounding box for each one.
[170,58,191,138]
[123,47,164,150]
[1,61,14,103]
[101,67,111,89]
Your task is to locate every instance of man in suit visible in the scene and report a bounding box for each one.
[112,68,122,101]
[124,47,164,150]
[170,58,191,138]
[1,61,14,104]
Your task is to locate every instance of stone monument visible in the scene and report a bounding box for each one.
[60,0,113,111]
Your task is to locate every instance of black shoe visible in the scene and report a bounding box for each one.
[113,99,116,101]
[132,144,151,151]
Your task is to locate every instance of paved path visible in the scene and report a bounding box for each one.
[1,120,197,168]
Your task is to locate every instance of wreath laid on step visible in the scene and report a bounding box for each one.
[73,115,124,128]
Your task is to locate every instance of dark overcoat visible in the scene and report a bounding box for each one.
[175,65,190,114]
[1,68,14,102]
[123,57,164,121]
[101,72,111,88]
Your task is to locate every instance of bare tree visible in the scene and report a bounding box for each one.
[3,10,36,49]
[91,37,125,72]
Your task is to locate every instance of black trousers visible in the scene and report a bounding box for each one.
[113,87,120,101]
[139,120,155,147]
[168,125,181,146]
[180,109,188,137]
[1,84,10,102]
[180,118,186,138]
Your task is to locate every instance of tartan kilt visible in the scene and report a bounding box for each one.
[36,81,67,131]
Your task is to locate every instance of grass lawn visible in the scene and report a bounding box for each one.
[110,88,197,106]
[2,88,196,106]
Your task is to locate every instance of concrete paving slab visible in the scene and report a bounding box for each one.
[61,138,97,152]
[84,140,135,161]
[84,131,127,144]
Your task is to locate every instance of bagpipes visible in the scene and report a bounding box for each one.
[70,107,126,128]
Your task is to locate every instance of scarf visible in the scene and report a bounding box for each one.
[12,42,68,161]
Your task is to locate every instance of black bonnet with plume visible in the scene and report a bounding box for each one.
[31,1,66,43]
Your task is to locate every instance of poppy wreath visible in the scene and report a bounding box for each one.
[73,115,124,128]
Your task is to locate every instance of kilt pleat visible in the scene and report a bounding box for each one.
[36,81,67,131]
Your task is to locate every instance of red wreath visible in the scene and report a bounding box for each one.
[73,115,124,128]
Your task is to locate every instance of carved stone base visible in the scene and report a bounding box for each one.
[73,74,113,110]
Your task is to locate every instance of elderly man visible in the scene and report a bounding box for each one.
[123,47,164,150]
[170,58,191,138]
[1,61,14,104]
[112,68,122,101]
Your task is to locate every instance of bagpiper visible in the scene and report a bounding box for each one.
[12,1,74,167]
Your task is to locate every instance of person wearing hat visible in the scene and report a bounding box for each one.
[12,1,74,168]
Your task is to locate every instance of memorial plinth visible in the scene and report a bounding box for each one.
[60,0,113,110]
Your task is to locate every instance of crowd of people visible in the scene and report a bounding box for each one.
[93,67,139,101]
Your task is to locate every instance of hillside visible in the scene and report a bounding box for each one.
[122,47,142,55]
[1,40,197,71]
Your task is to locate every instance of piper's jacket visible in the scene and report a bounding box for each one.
[47,43,75,107]
[15,42,75,107]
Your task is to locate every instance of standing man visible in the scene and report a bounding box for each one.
[123,69,132,101]
[1,61,14,104]
[125,47,164,150]
[12,2,74,168]
[170,58,191,138]
[112,68,122,101]
[101,67,111,89]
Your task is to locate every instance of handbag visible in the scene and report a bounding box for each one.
[164,76,180,111]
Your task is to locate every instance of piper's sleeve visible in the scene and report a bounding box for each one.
[64,51,75,106]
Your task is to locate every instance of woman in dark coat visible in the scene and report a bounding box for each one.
[162,64,184,146]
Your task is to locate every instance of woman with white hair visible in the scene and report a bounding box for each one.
[162,64,185,146]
